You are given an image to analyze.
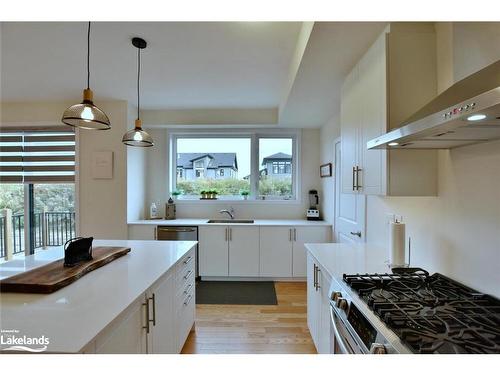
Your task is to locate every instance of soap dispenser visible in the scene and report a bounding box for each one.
[165,197,176,220]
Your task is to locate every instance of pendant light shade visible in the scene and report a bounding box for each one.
[122,119,154,147]
[122,37,154,147]
[62,22,111,130]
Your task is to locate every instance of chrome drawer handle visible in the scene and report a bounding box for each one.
[183,270,193,280]
[184,294,193,306]
[184,284,193,295]
[183,256,193,265]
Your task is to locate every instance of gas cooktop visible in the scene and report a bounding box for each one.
[343,268,500,354]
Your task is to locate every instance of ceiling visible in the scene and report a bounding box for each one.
[1,22,386,128]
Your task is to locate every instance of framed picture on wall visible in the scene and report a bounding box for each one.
[91,151,114,179]
[320,163,332,178]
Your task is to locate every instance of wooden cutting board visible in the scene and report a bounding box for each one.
[0,246,131,294]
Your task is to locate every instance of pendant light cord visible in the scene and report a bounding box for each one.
[87,21,91,89]
[137,47,141,121]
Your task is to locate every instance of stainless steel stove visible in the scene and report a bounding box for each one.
[329,268,500,354]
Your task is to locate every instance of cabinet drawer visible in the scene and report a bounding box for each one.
[176,250,195,281]
[176,271,195,300]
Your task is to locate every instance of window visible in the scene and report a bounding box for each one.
[259,138,294,199]
[0,130,76,260]
[173,137,251,199]
[171,132,297,201]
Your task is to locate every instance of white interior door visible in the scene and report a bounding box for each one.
[334,140,366,243]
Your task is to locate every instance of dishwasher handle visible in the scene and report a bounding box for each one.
[157,227,196,233]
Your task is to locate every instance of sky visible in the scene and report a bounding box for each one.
[177,138,292,178]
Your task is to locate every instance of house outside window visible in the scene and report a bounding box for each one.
[171,132,297,201]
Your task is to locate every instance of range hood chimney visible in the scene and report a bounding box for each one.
[367,60,500,150]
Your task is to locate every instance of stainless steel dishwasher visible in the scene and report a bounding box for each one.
[156,226,199,278]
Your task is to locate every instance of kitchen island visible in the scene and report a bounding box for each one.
[0,240,197,354]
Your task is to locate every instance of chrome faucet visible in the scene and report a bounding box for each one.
[219,207,235,220]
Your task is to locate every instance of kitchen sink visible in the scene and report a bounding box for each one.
[206,219,255,224]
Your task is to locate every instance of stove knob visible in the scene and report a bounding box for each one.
[331,291,342,301]
[336,298,348,311]
[369,343,387,354]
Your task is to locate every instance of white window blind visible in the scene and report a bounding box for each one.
[0,130,76,183]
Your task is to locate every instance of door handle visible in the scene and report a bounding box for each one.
[149,293,156,326]
[313,264,317,288]
[316,267,321,291]
[157,227,195,232]
[225,227,228,241]
[142,295,150,334]
[289,228,292,242]
[229,228,232,241]
[352,166,356,191]
[293,228,297,242]
[350,231,362,238]
[355,166,362,190]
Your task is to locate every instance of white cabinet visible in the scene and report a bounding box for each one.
[95,248,196,354]
[259,226,330,278]
[95,296,148,354]
[148,273,175,354]
[306,252,332,354]
[259,227,293,277]
[293,227,329,277]
[306,254,319,348]
[341,23,438,196]
[200,225,259,277]
[199,226,228,276]
[228,226,260,277]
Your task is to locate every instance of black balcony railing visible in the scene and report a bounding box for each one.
[0,211,76,258]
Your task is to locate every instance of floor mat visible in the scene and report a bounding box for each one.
[195,281,278,305]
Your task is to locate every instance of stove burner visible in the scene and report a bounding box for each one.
[343,269,500,354]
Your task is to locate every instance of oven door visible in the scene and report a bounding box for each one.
[330,304,365,354]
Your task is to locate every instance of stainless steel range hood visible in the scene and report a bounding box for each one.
[367,60,500,150]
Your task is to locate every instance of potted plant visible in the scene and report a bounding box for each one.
[172,190,182,200]
[209,190,218,199]
[240,190,250,200]
[200,190,208,199]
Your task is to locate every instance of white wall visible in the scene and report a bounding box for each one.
[142,128,321,220]
[318,115,339,232]
[319,22,500,297]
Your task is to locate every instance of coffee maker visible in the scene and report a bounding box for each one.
[306,190,320,221]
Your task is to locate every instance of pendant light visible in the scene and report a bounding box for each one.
[62,22,111,130]
[122,38,154,147]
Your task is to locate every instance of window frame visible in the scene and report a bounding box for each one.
[169,129,300,204]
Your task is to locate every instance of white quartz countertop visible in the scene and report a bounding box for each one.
[0,239,197,353]
[129,218,331,226]
[304,243,390,281]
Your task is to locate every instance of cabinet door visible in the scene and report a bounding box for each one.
[318,268,332,354]
[149,273,175,354]
[228,226,260,277]
[306,254,319,349]
[199,226,229,276]
[334,140,366,243]
[95,296,147,354]
[293,227,329,277]
[341,66,360,194]
[359,32,387,195]
[259,226,293,277]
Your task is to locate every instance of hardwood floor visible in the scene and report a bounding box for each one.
[181,282,317,354]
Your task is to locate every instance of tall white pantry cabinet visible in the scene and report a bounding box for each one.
[341,23,439,196]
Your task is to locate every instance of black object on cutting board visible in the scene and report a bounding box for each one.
[64,237,93,267]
